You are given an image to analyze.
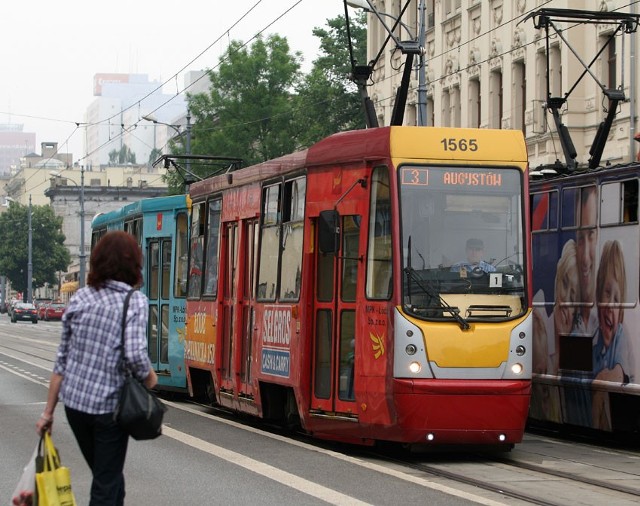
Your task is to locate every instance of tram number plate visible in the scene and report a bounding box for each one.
[440,138,478,152]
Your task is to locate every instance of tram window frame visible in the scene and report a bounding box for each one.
[202,198,222,298]
[257,175,307,303]
[257,183,281,302]
[280,177,306,302]
[531,190,559,232]
[601,179,639,226]
[560,185,598,230]
[187,202,206,299]
[366,166,392,300]
[174,212,189,298]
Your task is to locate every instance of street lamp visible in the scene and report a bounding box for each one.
[142,113,192,171]
[50,169,85,289]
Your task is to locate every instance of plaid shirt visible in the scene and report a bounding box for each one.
[54,280,151,414]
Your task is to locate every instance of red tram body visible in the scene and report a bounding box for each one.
[183,126,533,448]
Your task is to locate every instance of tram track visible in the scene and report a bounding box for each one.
[177,397,640,505]
[359,443,640,506]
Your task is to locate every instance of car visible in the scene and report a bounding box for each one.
[42,302,66,321]
[11,302,38,323]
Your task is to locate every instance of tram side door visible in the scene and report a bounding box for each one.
[147,238,172,372]
[220,222,238,393]
[312,213,360,414]
[238,219,258,397]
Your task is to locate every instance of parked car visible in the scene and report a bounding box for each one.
[11,302,38,323]
[42,302,66,321]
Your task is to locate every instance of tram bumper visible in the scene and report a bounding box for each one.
[391,378,531,445]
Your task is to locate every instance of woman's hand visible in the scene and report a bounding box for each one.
[36,412,53,436]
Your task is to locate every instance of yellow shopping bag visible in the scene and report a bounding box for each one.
[35,432,77,506]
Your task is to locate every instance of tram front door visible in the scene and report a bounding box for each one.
[312,213,360,415]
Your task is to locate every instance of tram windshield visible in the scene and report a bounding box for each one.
[398,165,526,322]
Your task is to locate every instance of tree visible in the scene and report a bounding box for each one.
[188,35,302,169]
[0,203,70,295]
[108,144,137,165]
[165,18,367,193]
[294,13,367,146]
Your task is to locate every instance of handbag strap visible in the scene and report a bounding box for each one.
[119,288,136,375]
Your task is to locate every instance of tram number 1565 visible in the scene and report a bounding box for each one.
[440,138,478,152]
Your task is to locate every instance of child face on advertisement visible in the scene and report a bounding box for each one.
[597,276,622,348]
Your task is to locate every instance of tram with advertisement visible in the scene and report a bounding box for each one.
[529,164,640,434]
[90,195,191,392]
[181,125,532,448]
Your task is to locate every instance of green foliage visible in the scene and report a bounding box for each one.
[108,144,137,165]
[0,203,71,294]
[165,15,367,193]
[192,35,301,163]
[295,13,367,146]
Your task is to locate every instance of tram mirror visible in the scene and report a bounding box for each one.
[319,210,340,254]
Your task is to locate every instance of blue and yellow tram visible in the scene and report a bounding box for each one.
[91,195,191,392]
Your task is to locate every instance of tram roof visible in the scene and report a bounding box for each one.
[189,126,528,198]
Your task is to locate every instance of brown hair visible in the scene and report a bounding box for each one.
[87,231,143,288]
[596,240,626,321]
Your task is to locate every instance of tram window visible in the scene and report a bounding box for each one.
[203,199,221,296]
[174,213,188,298]
[341,216,359,302]
[366,167,392,300]
[258,183,282,301]
[188,203,205,298]
[338,310,355,401]
[161,240,171,300]
[161,304,169,363]
[531,191,559,231]
[561,188,579,228]
[601,183,620,225]
[602,180,639,225]
[624,180,638,222]
[281,177,305,301]
[149,241,159,300]
[314,309,332,399]
[149,306,158,363]
[263,184,280,225]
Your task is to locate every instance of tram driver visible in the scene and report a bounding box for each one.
[451,238,496,274]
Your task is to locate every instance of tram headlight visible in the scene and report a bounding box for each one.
[511,363,523,375]
[405,344,417,355]
[409,361,422,373]
[515,345,526,356]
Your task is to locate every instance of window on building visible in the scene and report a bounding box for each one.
[490,69,503,129]
[513,61,526,135]
[469,78,481,128]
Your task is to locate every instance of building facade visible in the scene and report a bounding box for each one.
[0,125,36,177]
[84,73,187,170]
[363,0,640,168]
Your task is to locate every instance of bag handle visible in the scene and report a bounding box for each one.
[118,289,136,375]
[40,433,60,472]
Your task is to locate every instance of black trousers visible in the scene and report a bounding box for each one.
[65,406,129,506]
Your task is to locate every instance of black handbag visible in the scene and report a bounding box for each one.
[113,289,167,440]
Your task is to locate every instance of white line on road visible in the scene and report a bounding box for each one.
[164,400,509,506]
[163,425,373,506]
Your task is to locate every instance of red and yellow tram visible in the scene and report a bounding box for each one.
[183,126,532,448]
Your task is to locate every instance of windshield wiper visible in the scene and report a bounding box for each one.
[404,267,470,330]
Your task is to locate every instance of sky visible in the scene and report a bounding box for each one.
[1,1,351,163]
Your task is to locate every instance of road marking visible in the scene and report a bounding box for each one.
[0,361,49,386]
[1,360,507,506]
[164,400,508,506]
[163,425,372,506]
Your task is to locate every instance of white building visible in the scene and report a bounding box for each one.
[84,73,188,170]
[361,0,640,168]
